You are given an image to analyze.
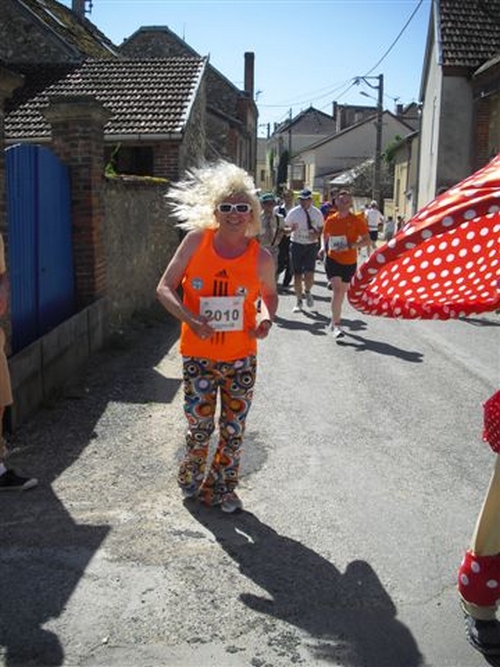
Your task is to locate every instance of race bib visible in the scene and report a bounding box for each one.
[295,229,315,243]
[329,235,348,251]
[199,296,244,331]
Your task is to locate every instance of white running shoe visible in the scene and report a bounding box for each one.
[333,326,345,339]
[221,491,243,513]
[292,299,303,313]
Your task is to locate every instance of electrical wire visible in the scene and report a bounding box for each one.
[260,0,425,118]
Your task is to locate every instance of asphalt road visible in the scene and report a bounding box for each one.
[1,264,499,667]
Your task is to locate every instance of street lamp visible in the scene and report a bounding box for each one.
[354,74,384,205]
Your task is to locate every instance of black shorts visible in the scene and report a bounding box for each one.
[369,230,378,242]
[325,256,357,283]
[290,242,318,274]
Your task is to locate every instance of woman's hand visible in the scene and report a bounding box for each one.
[253,319,273,339]
[188,315,215,340]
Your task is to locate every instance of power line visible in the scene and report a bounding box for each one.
[362,0,425,77]
[259,0,425,115]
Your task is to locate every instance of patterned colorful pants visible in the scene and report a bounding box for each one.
[178,355,257,505]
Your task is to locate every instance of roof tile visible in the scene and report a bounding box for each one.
[439,0,500,68]
[6,57,206,138]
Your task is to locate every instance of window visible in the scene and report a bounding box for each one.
[105,145,154,176]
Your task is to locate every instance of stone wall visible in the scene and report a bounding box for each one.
[179,78,206,171]
[102,178,180,330]
[1,0,78,64]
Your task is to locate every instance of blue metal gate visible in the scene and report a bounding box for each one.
[5,144,75,353]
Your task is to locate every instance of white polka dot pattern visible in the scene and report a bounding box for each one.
[348,156,500,319]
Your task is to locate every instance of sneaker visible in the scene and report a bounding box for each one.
[181,487,198,500]
[463,614,500,655]
[305,292,314,308]
[333,326,345,339]
[0,469,38,491]
[292,300,303,313]
[220,491,243,513]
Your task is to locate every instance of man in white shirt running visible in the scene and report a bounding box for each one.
[285,189,323,312]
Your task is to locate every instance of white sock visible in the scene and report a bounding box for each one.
[0,463,7,476]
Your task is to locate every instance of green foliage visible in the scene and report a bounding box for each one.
[276,150,289,192]
[104,143,121,177]
[384,135,403,164]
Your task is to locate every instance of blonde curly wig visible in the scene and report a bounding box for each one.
[166,160,262,236]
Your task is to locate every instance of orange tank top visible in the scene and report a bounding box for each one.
[180,229,261,361]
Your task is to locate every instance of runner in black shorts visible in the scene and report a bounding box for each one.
[322,190,370,338]
[325,256,357,284]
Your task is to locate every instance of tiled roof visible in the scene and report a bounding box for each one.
[5,57,207,138]
[18,0,119,58]
[438,0,500,68]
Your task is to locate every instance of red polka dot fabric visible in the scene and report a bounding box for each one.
[484,390,500,454]
[458,551,500,607]
[348,154,500,319]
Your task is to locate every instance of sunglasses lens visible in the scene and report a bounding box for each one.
[217,203,251,213]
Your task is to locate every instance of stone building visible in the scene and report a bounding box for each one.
[119,26,258,177]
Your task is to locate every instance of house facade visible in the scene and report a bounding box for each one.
[2,0,257,179]
[294,111,415,195]
[5,57,208,181]
[391,131,420,221]
[418,0,500,207]
[119,26,258,177]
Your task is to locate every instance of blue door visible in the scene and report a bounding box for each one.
[6,144,75,353]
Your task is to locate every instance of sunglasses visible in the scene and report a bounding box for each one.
[217,202,252,214]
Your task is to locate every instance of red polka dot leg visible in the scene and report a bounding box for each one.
[458,551,500,608]
[484,391,500,454]
[348,154,500,319]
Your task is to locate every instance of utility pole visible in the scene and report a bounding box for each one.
[374,73,384,207]
[287,108,292,189]
[354,73,384,205]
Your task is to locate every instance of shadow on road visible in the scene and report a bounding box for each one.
[0,316,181,666]
[0,492,109,667]
[186,504,424,666]
[336,331,424,363]
[459,316,500,327]
[275,313,329,336]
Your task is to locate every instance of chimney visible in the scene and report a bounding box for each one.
[244,52,254,99]
[72,0,86,17]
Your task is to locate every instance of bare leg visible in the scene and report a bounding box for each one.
[331,277,349,325]
[304,271,315,293]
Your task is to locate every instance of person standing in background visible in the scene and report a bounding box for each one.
[259,193,283,269]
[384,215,396,242]
[0,233,37,491]
[275,189,294,289]
[365,200,384,254]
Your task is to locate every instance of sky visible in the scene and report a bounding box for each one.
[61,0,432,136]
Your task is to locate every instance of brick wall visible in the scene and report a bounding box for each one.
[43,95,110,309]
